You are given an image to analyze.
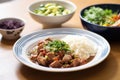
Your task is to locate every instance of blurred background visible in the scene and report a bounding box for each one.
[0,0,13,3]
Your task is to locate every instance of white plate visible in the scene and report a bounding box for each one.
[13,28,110,72]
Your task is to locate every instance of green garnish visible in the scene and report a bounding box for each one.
[44,40,71,52]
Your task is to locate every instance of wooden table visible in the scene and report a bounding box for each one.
[0,0,120,80]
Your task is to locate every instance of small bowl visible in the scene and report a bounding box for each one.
[80,4,120,40]
[28,0,76,28]
[0,18,25,40]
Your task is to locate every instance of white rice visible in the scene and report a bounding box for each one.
[61,35,97,60]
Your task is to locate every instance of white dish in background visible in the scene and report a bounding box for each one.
[13,28,110,72]
[28,0,76,28]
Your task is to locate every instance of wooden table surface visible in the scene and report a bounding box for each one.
[0,0,120,80]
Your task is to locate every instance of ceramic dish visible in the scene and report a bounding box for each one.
[28,0,76,28]
[13,28,110,72]
[0,17,25,40]
[80,4,120,40]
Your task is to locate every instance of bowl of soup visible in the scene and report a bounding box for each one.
[80,4,120,40]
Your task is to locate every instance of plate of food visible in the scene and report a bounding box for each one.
[13,28,110,72]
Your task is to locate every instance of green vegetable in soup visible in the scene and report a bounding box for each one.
[83,6,118,26]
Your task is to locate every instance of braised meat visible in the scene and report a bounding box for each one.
[29,38,95,68]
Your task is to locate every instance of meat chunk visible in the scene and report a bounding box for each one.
[38,49,47,56]
[49,60,62,68]
[45,38,52,42]
[37,56,47,66]
[30,55,37,63]
[71,58,81,67]
[86,56,94,63]
[54,51,64,58]
[62,54,72,63]
[37,41,45,53]
[46,52,55,62]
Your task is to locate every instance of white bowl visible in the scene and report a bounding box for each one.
[0,18,25,40]
[28,0,76,27]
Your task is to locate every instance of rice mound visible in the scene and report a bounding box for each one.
[61,35,97,60]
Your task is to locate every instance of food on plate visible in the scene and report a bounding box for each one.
[34,3,71,16]
[28,36,97,68]
[61,35,97,60]
[83,6,120,27]
[0,19,24,29]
